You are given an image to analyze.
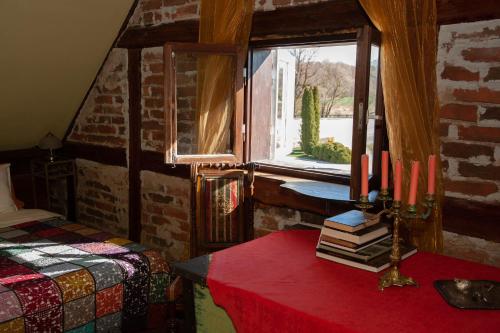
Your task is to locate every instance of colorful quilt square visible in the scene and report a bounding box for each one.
[9,233,42,245]
[24,305,62,332]
[34,227,66,238]
[27,256,63,269]
[64,295,95,331]
[60,223,85,232]
[143,250,169,274]
[74,227,101,236]
[0,284,7,292]
[0,246,30,257]
[17,222,52,234]
[55,269,95,302]
[87,232,113,242]
[0,263,35,278]
[72,255,110,268]
[45,219,71,227]
[0,317,24,333]
[40,262,82,278]
[0,230,28,240]
[149,273,169,304]
[0,290,23,322]
[0,257,18,270]
[0,241,22,250]
[96,312,121,333]
[96,283,123,318]
[124,242,148,252]
[88,261,123,290]
[67,321,95,333]
[37,244,74,255]
[9,249,46,264]
[76,242,128,255]
[0,227,15,234]
[57,248,91,262]
[12,238,56,249]
[48,231,90,244]
[105,238,132,246]
[13,278,61,314]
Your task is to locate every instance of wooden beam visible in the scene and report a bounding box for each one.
[117,20,198,48]
[118,1,368,49]
[437,0,500,25]
[128,48,142,242]
[442,196,500,243]
[140,150,191,179]
[62,142,127,167]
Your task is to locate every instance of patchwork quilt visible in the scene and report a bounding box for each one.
[0,218,170,332]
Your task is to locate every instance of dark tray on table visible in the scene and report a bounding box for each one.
[434,280,500,310]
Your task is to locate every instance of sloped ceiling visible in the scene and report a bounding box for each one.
[0,0,134,151]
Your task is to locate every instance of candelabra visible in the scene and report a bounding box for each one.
[356,190,435,290]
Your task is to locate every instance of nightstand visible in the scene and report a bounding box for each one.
[31,158,76,220]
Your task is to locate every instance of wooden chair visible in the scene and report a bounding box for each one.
[193,168,248,256]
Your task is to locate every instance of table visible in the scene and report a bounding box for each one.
[31,158,76,220]
[174,230,500,333]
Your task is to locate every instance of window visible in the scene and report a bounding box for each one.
[247,26,384,198]
[163,43,245,164]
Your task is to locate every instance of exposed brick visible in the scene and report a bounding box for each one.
[151,215,169,225]
[144,75,164,85]
[144,98,164,108]
[94,95,114,104]
[458,162,500,181]
[480,107,500,121]
[149,63,164,73]
[148,193,174,204]
[441,65,479,81]
[444,179,497,196]
[442,142,494,160]
[173,3,198,17]
[164,0,189,5]
[440,103,477,122]
[440,123,449,137]
[458,126,500,143]
[273,0,292,5]
[453,87,500,104]
[142,120,163,130]
[462,47,500,63]
[484,67,500,82]
[142,0,162,11]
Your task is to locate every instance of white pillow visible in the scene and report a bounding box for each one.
[0,164,17,213]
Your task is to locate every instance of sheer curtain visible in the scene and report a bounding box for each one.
[196,0,254,154]
[359,0,443,252]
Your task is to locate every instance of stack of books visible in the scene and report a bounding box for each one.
[316,210,417,272]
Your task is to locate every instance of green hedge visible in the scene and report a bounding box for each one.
[311,139,351,164]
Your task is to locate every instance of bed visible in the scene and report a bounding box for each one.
[0,209,171,332]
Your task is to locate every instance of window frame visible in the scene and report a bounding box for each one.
[163,42,245,164]
[244,26,385,199]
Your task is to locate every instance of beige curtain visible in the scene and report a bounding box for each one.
[196,0,254,154]
[359,0,443,252]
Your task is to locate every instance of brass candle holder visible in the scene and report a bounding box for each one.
[376,193,435,290]
[355,190,435,290]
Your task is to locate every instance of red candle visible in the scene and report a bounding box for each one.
[361,154,369,197]
[394,160,402,201]
[408,161,420,206]
[427,155,436,195]
[381,151,389,190]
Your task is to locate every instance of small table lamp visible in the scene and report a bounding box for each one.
[38,132,62,162]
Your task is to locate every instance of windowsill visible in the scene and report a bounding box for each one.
[253,172,379,217]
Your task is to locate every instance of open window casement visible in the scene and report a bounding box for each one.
[164,42,245,164]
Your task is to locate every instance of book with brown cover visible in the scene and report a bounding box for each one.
[316,242,417,273]
[324,210,379,233]
[321,223,389,244]
[320,233,391,252]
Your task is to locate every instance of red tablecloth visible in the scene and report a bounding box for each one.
[207,230,500,333]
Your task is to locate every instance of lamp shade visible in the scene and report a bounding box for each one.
[38,132,62,150]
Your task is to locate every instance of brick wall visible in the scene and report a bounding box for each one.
[141,171,191,261]
[142,47,165,152]
[68,49,129,148]
[438,19,500,203]
[75,159,129,237]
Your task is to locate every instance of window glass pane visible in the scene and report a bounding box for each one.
[251,44,357,175]
[175,52,235,156]
[366,45,380,174]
